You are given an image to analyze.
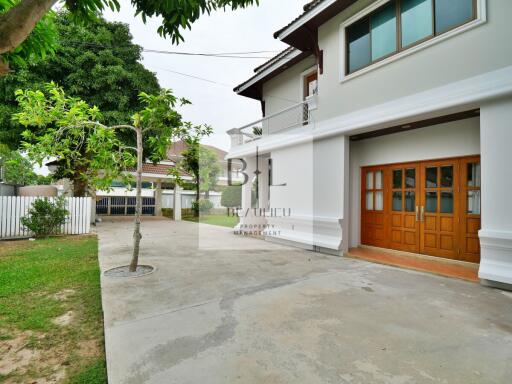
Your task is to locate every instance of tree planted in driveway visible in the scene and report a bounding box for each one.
[14,82,191,272]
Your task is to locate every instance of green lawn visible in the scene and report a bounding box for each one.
[184,213,239,228]
[0,236,106,384]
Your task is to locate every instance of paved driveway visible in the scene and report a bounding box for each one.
[98,219,512,384]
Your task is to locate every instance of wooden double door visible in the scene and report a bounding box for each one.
[361,156,481,263]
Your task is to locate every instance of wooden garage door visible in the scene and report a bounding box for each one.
[361,155,481,263]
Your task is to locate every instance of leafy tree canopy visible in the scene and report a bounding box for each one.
[0,0,259,73]
[0,142,43,185]
[0,11,160,149]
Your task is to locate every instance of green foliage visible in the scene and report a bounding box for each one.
[193,198,214,213]
[199,147,222,193]
[221,185,242,207]
[0,12,160,149]
[21,196,69,238]
[1,0,258,70]
[13,82,189,195]
[129,0,259,44]
[0,0,58,68]
[0,143,39,185]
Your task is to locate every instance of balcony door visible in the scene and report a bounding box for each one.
[361,155,481,262]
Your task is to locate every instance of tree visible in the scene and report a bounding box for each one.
[0,12,161,195]
[176,128,217,217]
[199,147,221,198]
[0,143,38,185]
[0,0,57,75]
[14,82,190,272]
[0,12,161,196]
[0,0,259,74]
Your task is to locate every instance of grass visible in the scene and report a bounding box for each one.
[184,213,239,228]
[0,236,106,384]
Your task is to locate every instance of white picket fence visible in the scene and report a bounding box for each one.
[0,196,91,240]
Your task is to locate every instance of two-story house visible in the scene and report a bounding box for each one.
[227,0,512,289]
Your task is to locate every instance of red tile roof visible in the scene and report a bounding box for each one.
[167,140,227,161]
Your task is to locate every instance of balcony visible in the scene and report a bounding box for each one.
[228,95,318,147]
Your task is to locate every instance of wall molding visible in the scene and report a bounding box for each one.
[227,65,512,159]
[479,229,512,285]
[264,215,343,250]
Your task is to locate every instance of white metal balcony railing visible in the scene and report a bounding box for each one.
[228,95,318,147]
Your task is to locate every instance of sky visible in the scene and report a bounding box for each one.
[102,0,306,151]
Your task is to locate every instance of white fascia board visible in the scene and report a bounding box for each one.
[236,49,303,94]
[227,65,512,158]
[276,0,337,41]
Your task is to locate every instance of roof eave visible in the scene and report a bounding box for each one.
[274,0,357,50]
[234,50,310,100]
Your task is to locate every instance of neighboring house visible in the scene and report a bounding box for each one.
[167,140,244,186]
[227,0,512,288]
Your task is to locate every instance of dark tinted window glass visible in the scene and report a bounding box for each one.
[393,192,403,211]
[393,169,403,189]
[426,191,438,212]
[426,167,437,188]
[435,0,474,34]
[441,191,454,213]
[467,163,481,187]
[401,0,433,47]
[441,166,453,187]
[371,1,397,61]
[347,17,371,73]
[405,168,416,188]
[405,191,416,212]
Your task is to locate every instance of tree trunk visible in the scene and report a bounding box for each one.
[129,127,143,272]
[0,58,10,75]
[0,0,58,56]
[73,177,88,197]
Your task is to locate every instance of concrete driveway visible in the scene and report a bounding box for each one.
[98,219,512,384]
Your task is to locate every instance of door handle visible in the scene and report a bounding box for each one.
[415,206,420,222]
[420,206,425,222]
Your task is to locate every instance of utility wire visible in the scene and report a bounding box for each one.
[64,40,277,59]
[152,66,234,87]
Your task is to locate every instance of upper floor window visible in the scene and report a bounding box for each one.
[346,0,476,75]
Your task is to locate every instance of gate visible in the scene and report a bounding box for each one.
[96,196,156,216]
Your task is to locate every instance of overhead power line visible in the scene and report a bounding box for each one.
[64,41,277,59]
[152,67,234,88]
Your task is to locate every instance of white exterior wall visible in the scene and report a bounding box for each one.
[349,118,480,248]
[262,55,316,116]
[317,0,512,120]
[479,96,512,285]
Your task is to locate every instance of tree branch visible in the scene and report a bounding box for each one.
[0,0,58,55]
[0,57,10,75]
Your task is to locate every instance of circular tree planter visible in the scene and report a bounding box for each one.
[104,265,155,278]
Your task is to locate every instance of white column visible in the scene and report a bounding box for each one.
[257,155,269,210]
[173,184,182,221]
[241,156,255,209]
[154,180,162,216]
[479,96,512,286]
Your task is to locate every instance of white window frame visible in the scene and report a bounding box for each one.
[339,0,487,83]
[300,65,319,101]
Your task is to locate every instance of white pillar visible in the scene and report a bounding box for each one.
[154,180,162,216]
[479,96,512,286]
[257,155,269,210]
[240,156,256,210]
[173,184,182,221]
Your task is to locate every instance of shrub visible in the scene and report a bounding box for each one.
[21,196,68,238]
[221,185,242,208]
[192,199,214,214]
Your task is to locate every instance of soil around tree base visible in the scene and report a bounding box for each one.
[104,265,155,278]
